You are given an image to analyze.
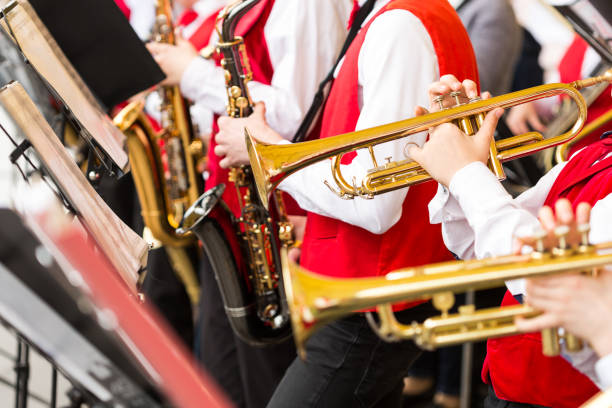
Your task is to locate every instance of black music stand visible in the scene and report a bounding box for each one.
[26,0,165,109]
[0,209,167,408]
[552,0,612,64]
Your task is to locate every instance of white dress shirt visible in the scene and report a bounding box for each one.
[179,0,352,140]
[279,1,439,234]
[429,152,612,293]
[124,0,156,41]
[144,0,227,136]
[596,353,612,390]
[428,153,612,389]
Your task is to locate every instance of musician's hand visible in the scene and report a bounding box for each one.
[287,215,306,263]
[515,200,591,252]
[426,75,482,111]
[215,103,283,169]
[147,38,198,86]
[516,270,612,358]
[408,108,503,187]
[505,102,547,135]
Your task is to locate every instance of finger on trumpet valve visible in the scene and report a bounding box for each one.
[553,225,571,256]
[530,227,548,258]
[577,223,591,253]
[432,95,445,111]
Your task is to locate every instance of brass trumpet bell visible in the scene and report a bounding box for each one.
[283,233,612,359]
[247,69,612,209]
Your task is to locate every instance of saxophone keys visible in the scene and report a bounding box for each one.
[236,96,249,110]
[230,86,242,99]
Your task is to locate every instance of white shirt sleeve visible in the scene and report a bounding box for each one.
[180,0,351,140]
[596,353,612,390]
[125,0,156,41]
[448,161,565,258]
[279,10,439,234]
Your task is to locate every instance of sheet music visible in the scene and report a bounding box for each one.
[0,0,130,172]
[0,82,146,289]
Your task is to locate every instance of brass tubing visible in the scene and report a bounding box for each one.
[286,242,612,357]
[248,69,612,207]
[555,107,612,163]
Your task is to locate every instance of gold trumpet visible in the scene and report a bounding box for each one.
[282,225,612,359]
[247,69,612,208]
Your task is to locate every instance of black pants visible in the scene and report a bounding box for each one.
[141,247,195,348]
[196,255,296,408]
[484,385,548,408]
[267,302,436,408]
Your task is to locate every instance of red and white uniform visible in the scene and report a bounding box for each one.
[279,0,478,282]
[178,0,351,217]
[429,136,612,406]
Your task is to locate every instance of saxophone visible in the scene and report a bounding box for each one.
[180,0,294,345]
[113,0,205,305]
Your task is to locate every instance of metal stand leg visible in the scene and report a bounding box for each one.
[459,291,475,408]
[50,368,57,408]
[14,339,30,408]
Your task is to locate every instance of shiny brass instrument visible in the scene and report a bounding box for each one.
[282,224,612,358]
[555,106,612,163]
[179,0,293,345]
[247,69,612,208]
[113,0,206,305]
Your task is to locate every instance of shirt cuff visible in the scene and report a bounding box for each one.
[449,161,512,225]
[596,353,612,390]
[429,183,466,224]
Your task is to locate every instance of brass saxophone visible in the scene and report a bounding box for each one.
[113,0,206,305]
[180,0,293,345]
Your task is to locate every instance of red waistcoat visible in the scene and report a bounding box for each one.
[114,0,131,20]
[300,0,479,284]
[482,134,612,407]
[559,35,612,156]
[178,8,223,52]
[203,0,276,218]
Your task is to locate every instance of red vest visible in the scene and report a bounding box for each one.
[482,134,612,407]
[300,0,479,284]
[114,0,131,20]
[559,35,612,156]
[204,0,275,218]
[178,8,223,52]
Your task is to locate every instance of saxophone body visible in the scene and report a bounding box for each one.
[113,0,205,305]
[180,0,293,346]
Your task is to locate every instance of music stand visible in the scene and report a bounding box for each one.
[0,81,147,289]
[551,0,612,64]
[0,201,230,407]
[0,0,165,174]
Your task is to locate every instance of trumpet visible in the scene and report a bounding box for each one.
[282,225,612,359]
[247,69,612,208]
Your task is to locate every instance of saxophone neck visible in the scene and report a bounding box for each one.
[218,0,261,118]
[154,0,176,45]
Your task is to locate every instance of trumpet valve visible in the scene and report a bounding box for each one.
[564,332,584,352]
[577,224,593,254]
[449,91,464,107]
[552,225,571,257]
[433,95,445,110]
[432,291,455,317]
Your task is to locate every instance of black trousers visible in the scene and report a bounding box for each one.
[141,247,195,347]
[196,255,296,408]
[267,302,436,408]
[484,385,549,408]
